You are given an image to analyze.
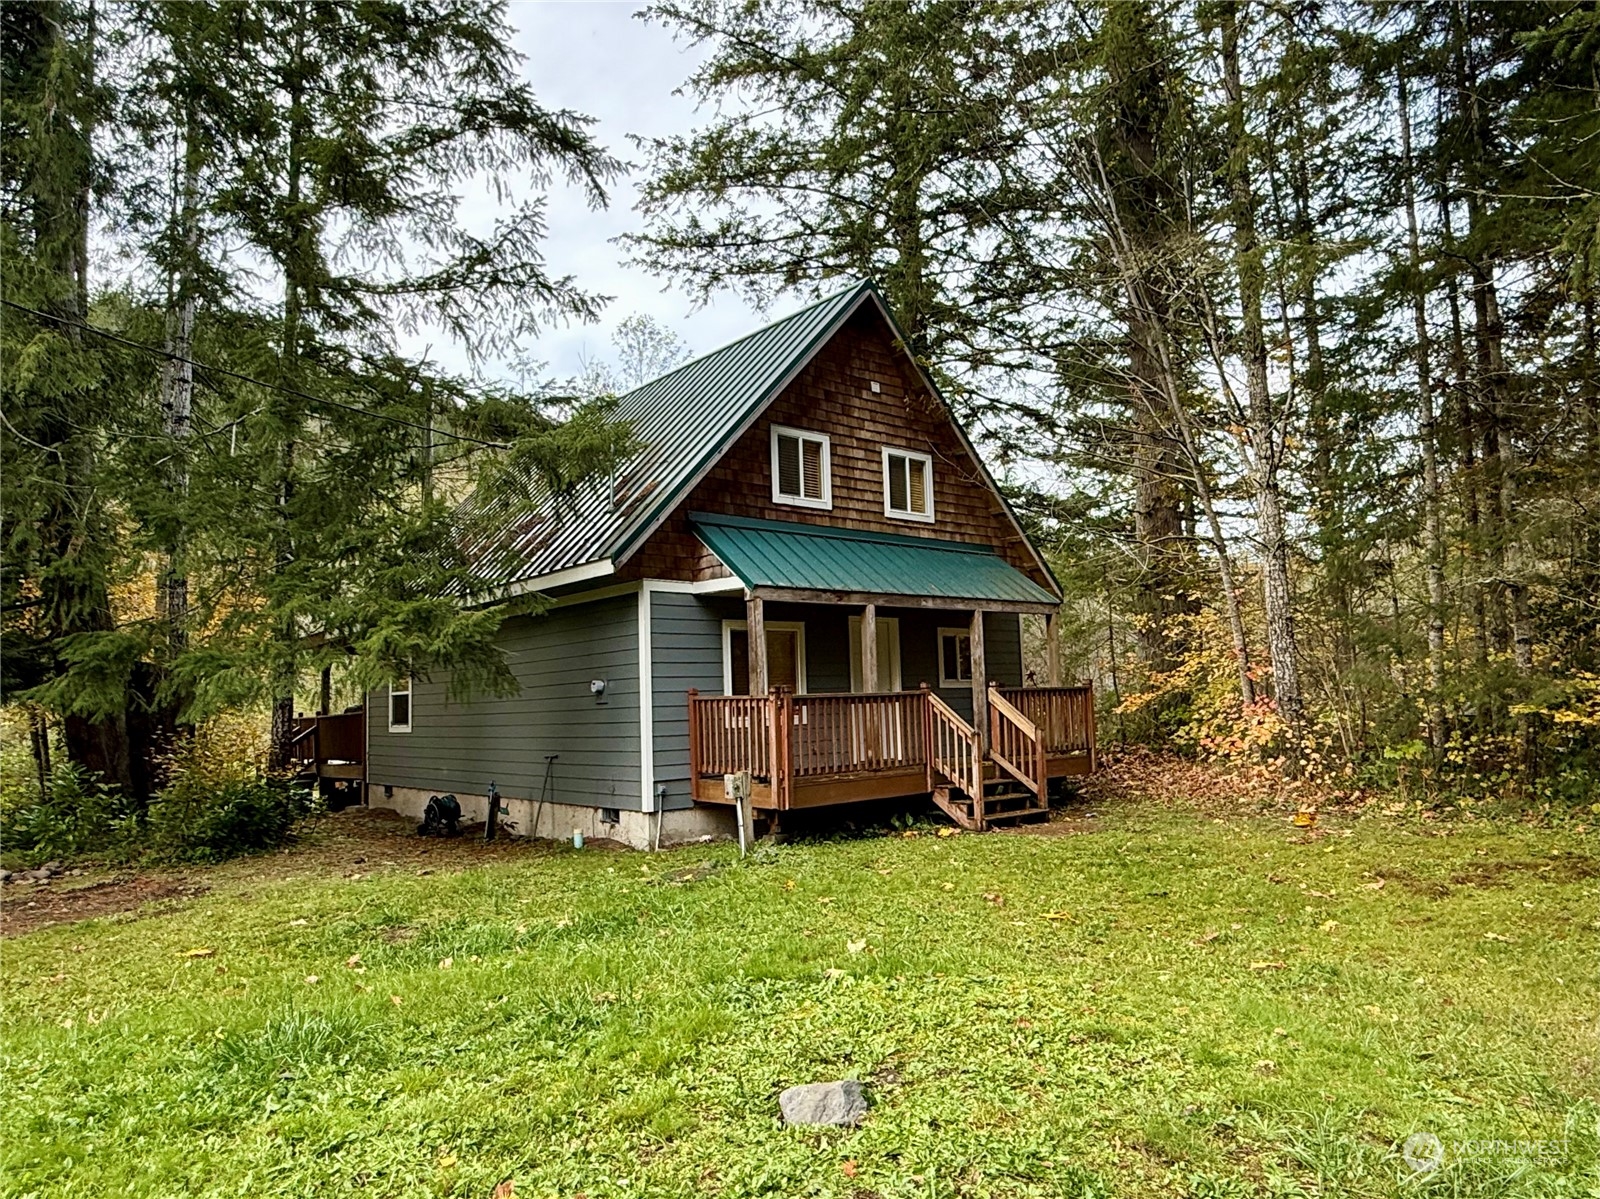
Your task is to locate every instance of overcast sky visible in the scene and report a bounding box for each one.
[472,1,765,384]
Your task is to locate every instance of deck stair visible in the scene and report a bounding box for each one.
[932,776,1049,830]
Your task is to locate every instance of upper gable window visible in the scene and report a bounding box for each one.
[882,447,934,522]
[771,425,831,509]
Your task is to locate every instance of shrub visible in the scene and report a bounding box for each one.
[0,760,138,865]
[145,732,319,863]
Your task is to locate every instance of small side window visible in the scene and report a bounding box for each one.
[771,424,831,509]
[389,677,412,733]
[883,447,934,522]
[938,628,972,687]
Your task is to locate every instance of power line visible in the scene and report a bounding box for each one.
[0,298,511,450]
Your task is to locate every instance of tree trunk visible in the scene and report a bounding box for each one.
[1220,0,1304,735]
[158,100,200,658]
[21,0,137,791]
[268,3,310,772]
[1398,70,1448,749]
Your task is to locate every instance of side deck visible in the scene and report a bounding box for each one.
[688,684,1094,827]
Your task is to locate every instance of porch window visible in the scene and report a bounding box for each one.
[388,676,412,733]
[724,621,806,694]
[938,628,972,687]
[882,447,933,522]
[771,425,831,509]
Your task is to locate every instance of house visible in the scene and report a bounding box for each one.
[298,280,1094,847]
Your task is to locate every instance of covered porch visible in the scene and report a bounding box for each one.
[684,514,1095,830]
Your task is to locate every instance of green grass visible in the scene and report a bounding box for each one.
[3,806,1597,1198]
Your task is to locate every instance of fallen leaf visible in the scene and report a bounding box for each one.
[304,974,320,985]
[936,827,958,838]
[842,1160,859,1179]
[940,881,956,891]
[847,939,867,954]
[1249,961,1287,971]
[1483,931,1515,943]
[823,967,847,981]
[1319,920,1340,933]
[1195,930,1221,944]
[1041,910,1074,922]
[983,892,1004,907]
[817,896,834,905]
[345,954,363,969]
[289,918,309,927]
[438,957,453,970]
[182,947,216,959]
[390,994,403,1006]
[1362,878,1385,890]
[492,1182,515,1199]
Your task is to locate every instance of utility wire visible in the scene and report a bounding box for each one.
[0,298,511,450]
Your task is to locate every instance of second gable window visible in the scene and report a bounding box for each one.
[883,447,934,522]
[771,425,831,509]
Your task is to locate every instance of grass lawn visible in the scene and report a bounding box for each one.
[2,797,1596,1198]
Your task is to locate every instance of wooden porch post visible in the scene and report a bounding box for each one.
[1045,610,1062,686]
[746,594,767,696]
[970,609,988,752]
[861,603,878,692]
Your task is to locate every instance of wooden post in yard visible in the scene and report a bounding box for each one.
[746,594,767,697]
[1046,610,1061,686]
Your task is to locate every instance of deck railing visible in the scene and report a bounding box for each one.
[925,688,982,802]
[688,683,1093,810]
[987,685,1047,799]
[997,685,1096,757]
[289,711,365,767]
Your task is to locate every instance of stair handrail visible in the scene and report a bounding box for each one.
[988,684,1046,799]
[925,688,982,800]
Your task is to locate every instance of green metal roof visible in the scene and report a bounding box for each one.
[470,278,1058,601]
[474,281,875,586]
[690,513,1059,608]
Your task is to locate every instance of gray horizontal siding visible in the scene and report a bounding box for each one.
[649,591,725,811]
[367,593,641,808]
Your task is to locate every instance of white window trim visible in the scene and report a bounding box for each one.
[937,627,972,688]
[388,676,413,733]
[881,445,935,523]
[770,424,833,510]
[847,615,903,692]
[721,619,808,695]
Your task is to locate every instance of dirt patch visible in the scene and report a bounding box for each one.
[2,806,576,938]
[2,875,211,936]
[1450,856,1600,887]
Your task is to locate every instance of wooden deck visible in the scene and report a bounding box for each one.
[687,683,1094,829]
[289,711,366,782]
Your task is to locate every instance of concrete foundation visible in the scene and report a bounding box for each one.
[366,784,734,850]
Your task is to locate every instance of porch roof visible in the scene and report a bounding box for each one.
[689,513,1059,610]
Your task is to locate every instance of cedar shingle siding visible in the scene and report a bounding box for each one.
[620,310,1047,586]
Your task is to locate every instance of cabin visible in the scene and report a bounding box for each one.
[296,280,1094,847]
